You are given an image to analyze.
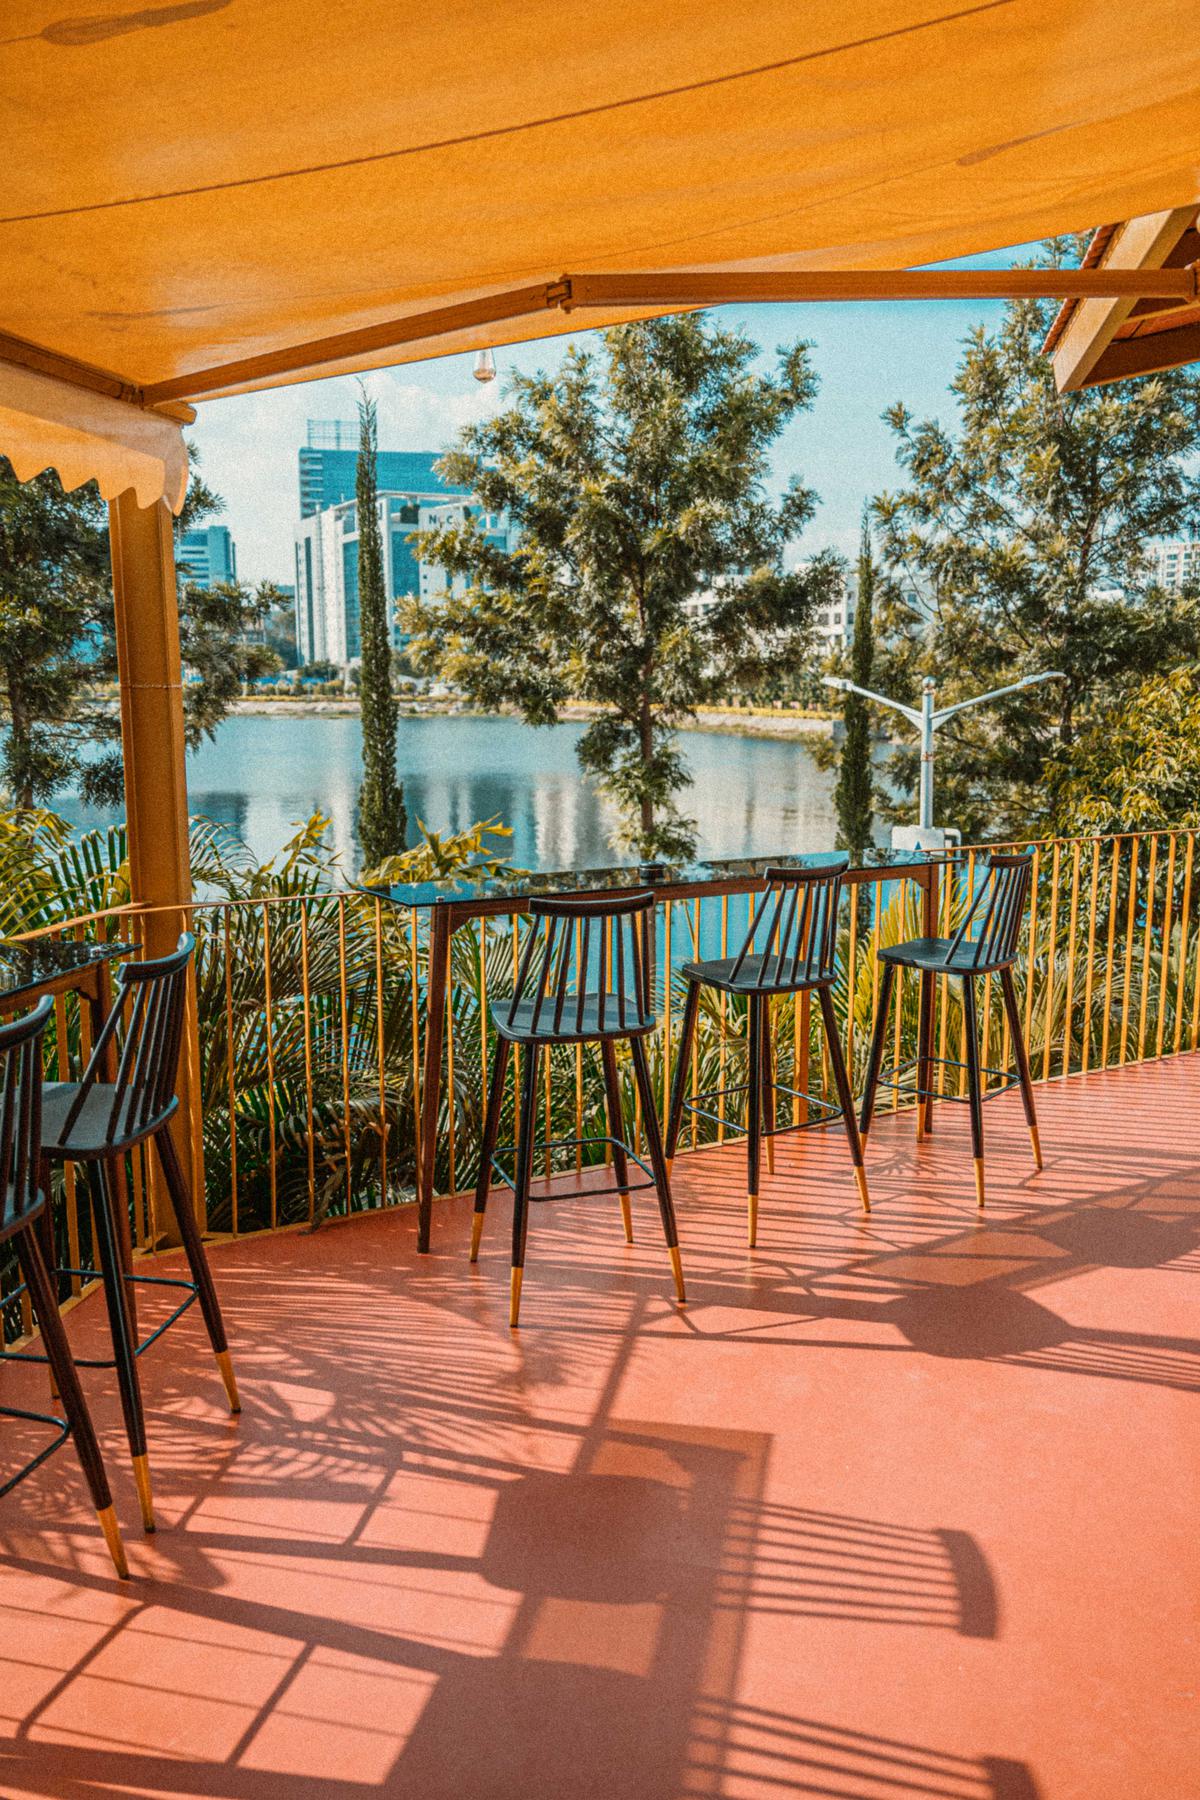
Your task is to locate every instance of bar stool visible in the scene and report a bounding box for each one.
[858,853,1040,1206]
[30,934,240,1533]
[665,860,869,1247]
[0,998,128,1577]
[471,891,685,1327]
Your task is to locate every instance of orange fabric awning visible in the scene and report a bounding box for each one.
[3,0,1199,498]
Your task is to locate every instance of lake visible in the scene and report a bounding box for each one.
[61,711,840,874]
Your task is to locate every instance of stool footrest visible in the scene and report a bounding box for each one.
[0,1407,71,1499]
[681,1078,843,1141]
[488,1132,658,1201]
[874,1055,1020,1106]
[2,1268,197,1370]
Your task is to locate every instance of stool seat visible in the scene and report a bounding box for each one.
[40,1082,176,1158]
[681,954,830,995]
[490,995,655,1045]
[877,936,1014,976]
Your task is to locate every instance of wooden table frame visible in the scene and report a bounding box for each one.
[405,857,943,1251]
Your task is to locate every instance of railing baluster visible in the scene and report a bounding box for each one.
[300,902,316,1225]
[1080,838,1100,1075]
[1118,837,1140,1065]
[1060,841,1081,1079]
[223,908,239,1236]
[1173,833,1194,1057]
[1156,834,1177,1061]
[262,903,278,1231]
[1136,834,1158,1062]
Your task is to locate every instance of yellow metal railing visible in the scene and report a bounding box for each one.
[2,828,1198,1323]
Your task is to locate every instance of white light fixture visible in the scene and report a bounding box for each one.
[473,347,496,384]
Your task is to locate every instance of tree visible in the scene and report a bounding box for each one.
[872,236,1200,840]
[0,458,113,807]
[833,516,876,862]
[354,394,407,866]
[0,449,280,808]
[1050,664,1200,835]
[405,314,839,860]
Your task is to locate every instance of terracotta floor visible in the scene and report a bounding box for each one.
[1,1059,1197,1799]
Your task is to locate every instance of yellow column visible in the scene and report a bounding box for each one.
[109,493,206,1229]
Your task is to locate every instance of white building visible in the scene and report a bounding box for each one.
[294,492,510,667]
[1151,539,1200,592]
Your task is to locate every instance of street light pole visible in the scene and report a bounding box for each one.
[823,669,1066,835]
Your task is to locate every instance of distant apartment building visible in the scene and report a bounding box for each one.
[1151,538,1200,592]
[178,524,237,586]
[294,489,510,666]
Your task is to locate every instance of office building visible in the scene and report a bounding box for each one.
[298,419,470,519]
[295,491,510,667]
[178,524,237,586]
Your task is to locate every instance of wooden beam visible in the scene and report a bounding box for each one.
[1084,320,1200,388]
[0,329,195,422]
[566,267,1200,308]
[140,265,1199,404]
[142,282,565,403]
[1051,208,1197,393]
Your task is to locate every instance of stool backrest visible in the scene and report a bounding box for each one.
[505,892,655,1035]
[944,855,1032,969]
[0,996,52,1244]
[59,934,195,1146]
[729,859,848,988]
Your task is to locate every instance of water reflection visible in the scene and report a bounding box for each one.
[59,713,839,874]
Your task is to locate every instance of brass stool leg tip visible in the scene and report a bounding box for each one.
[668,1244,686,1304]
[855,1166,871,1213]
[1029,1126,1043,1170]
[469,1214,484,1262]
[619,1192,633,1244]
[747,1193,758,1249]
[665,1157,674,1179]
[132,1453,155,1534]
[215,1349,241,1414]
[96,1505,129,1579]
[509,1267,523,1329]
[973,1157,986,1209]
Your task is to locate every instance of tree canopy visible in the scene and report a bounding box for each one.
[872,237,1200,840]
[405,313,839,859]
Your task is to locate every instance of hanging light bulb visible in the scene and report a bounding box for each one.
[473,347,497,384]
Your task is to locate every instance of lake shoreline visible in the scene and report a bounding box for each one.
[231,697,834,743]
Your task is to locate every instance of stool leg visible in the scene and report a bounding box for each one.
[858,962,896,1150]
[472,1035,511,1261]
[665,978,700,1174]
[509,1043,541,1328]
[999,967,1041,1169]
[818,986,870,1212]
[156,1128,240,1415]
[14,1227,128,1579]
[600,1041,633,1243]
[760,999,776,1177]
[915,969,935,1140]
[629,1035,685,1304]
[961,977,985,1207]
[89,1161,155,1532]
[746,995,763,1247]
[36,1157,60,1402]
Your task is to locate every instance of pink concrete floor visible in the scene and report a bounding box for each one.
[0,1059,1197,1799]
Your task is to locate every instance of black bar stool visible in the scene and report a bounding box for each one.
[28,934,240,1534]
[665,861,869,1247]
[471,891,685,1328]
[0,999,128,1578]
[858,853,1040,1206]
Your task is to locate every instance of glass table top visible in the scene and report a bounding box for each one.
[362,848,949,911]
[0,937,135,1006]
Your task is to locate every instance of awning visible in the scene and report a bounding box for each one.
[3,0,1199,499]
[0,361,189,511]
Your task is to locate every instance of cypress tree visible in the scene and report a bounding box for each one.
[834,515,876,863]
[355,393,407,867]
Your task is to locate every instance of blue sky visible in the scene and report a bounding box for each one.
[188,246,1035,586]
